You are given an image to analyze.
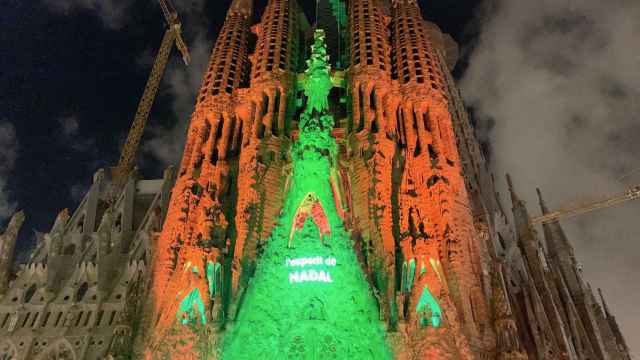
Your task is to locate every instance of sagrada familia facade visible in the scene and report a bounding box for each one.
[0,0,632,359]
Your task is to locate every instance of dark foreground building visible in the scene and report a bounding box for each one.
[0,0,631,359]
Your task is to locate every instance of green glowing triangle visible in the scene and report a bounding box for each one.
[221,29,391,360]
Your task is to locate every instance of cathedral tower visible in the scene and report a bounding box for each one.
[134,1,633,359]
[4,1,632,359]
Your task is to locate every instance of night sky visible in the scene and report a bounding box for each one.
[2,0,638,354]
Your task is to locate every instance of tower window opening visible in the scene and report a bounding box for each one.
[257,123,266,139]
[108,311,117,326]
[358,86,366,132]
[272,90,281,136]
[96,310,104,327]
[84,311,92,327]
[75,215,85,233]
[24,284,36,303]
[224,117,237,158]
[42,312,51,327]
[75,312,84,327]
[423,113,432,132]
[114,213,123,232]
[396,108,407,148]
[21,313,30,328]
[371,118,379,133]
[215,117,225,141]
[210,147,219,166]
[428,144,439,166]
[414,137,422,157]
[54,312,62,327]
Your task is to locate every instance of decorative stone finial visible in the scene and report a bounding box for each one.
[2,211,25,238]
[303,29,333,116]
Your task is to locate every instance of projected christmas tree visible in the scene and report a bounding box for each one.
[221,30,391,359]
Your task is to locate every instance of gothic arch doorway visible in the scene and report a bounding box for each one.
[0,341,17,360]
[36,339,77,360]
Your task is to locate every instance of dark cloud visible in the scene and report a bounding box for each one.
[41,0,130,29]
[58,116,79,137]
[56,115,96,152]
[461,0,640,355]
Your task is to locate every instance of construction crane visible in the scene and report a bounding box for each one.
[530,184,640,225]
[110,0,191,185]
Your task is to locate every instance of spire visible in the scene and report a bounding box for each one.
[597,288,633,358]
[536,187,550,214]
[491,262,528,358]
[196,0,253,102]
[537,187,582,298]
[51,209,70,234]
[506,174,533,234]
[506,173,522,206]
[598,288,612,318]
[506,174,528,224]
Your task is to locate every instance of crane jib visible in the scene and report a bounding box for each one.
[530,184,640,225]
[111,1,190,187]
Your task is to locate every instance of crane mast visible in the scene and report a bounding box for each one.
[530,184,640,225]
[110,0,190,185]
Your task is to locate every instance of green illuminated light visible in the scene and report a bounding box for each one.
[302,30,333,115]
[177,288,207,326]
[221,30,391,359]
[206,260,222,298]
[416,285,442,328]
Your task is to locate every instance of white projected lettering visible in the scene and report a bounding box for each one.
[286,257,336,284]
[289,270,333,283]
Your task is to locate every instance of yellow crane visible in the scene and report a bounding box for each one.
[530,184,640,225]
[110,0,191,184]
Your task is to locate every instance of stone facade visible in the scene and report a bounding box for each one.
[0,0,632,359]
[0,169,174,360]
[138,0,632,358]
